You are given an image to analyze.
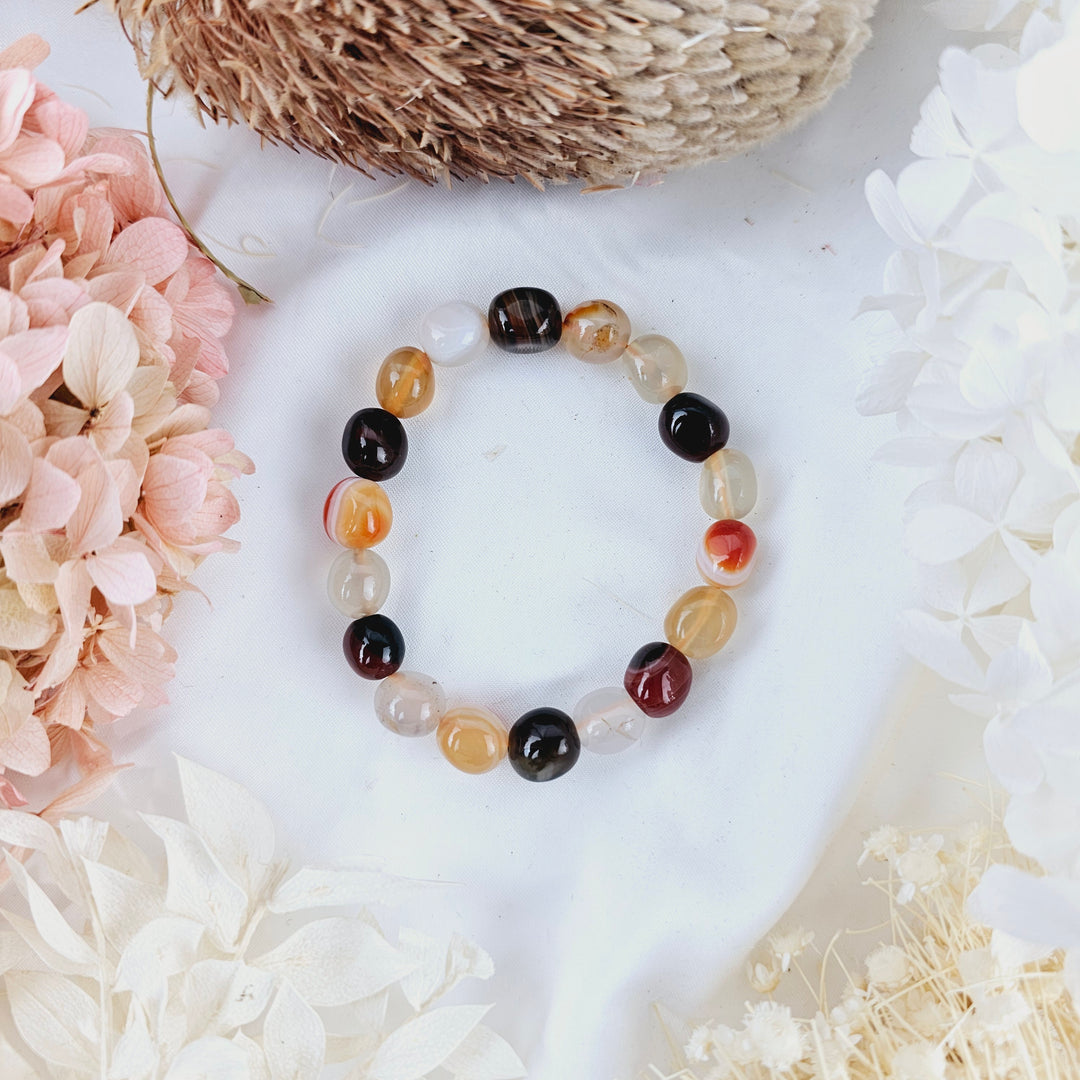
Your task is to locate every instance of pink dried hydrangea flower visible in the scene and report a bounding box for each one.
[0,36,253,810]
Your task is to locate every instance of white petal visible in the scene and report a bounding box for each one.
[900,609,985,689]
[182,959,275,1037]
[968,865,1080,949]
[86,545,157,607]
[368,1005,491,1080]
[6,971,99,1071]
[82,858,164,952]
[263,981,325,1080]
[163,1037,251,1080]
[905,505,994,563]
[114,916,205,1004]
[62,300,139,410]
[443,1025,526,1080]
[267,866,438,914]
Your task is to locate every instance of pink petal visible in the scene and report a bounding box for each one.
[39,399,89,437]
[62,300,139,410]
[0,353,19,414]
[0,324,68,396]
[107,218,188,286]
[52,152,127,182]
[85,134,162,223]
[0,69,35,154]
[0,713,50,776]
[0,287,30,337]
[0,131,65,186]
[0,530,57,584]
[129,282,173,347]
[39,765,131,822]
[0,417,32,503]
[177,369,220,408]
[0,35,50,73]
[67,458,122,555]
[46,434,102,478]
[109,454,142,519]
[141,451,211,533]
[88,390,134,458]
[21,278,89,327]
[81,656,144,718]
[40,675,87,730]
[19,456,81,531]
[26,93,87,158]
[85,269,146,315]
[0,179,32,224]
[86,544,157,607]
[0,776,28,808]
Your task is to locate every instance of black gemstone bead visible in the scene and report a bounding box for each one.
[342,408,407,481]
[343,615,405,680]
[658,392,730,462]
[488,288,562,354]
[507,707,581,782]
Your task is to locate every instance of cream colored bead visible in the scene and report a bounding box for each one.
[562,300,631,364]
[375,671,446,737]
[437,707,507,774]
[419,301,489,367]
[664,585,737,659]
[622,334,687,403]
[327,549,390,617]
[700,448,758,520]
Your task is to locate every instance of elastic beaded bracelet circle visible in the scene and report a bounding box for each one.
[323,288,761,783]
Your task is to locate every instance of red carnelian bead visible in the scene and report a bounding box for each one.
[697,519,758,588]
[623,642,693,717]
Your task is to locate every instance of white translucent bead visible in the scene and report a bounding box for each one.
[327,549,390,617]
[700,448,758,519]
[622,334,687,403]
[419,302,489,367]
[573,687,647,754]
[375,671,447,737]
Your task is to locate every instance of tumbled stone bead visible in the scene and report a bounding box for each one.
[697,519,758,588]
[375,671,446,737]
[376,347,435,419]
[659,392,730,462]
[437,706,508,774]
[488,288,562,353]
[508,708,581,782]
[342,407,407,481]
[562,300,631,364]
[327,548,390,617]
[665,586,738,659]
[419,301,489,367]
[622,334,687,403]
[324,478,392,548]
[624,642,693,717]
[700,448,758,520]
[573,687,647,754]
[343,614,405,679]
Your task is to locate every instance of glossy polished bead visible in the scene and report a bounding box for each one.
[508,708,581,782]
[342,408,407,481]
[659,392,730,462]
[665,586,738,659]
[622,334,687,403]
[376,347,435,419]
[573,687,647,754]
[343,614,405,679]
[700,448,758,520]
[323,478,392,548]
[419,301,489,367]
[437,707,508,774]
[624,642,693,717]
[375,671,446,737]
[562,300,631,364]
[488,288,562,354]
[697,519,758,588]
[327,548,391,616]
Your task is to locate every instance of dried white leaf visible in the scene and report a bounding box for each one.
[253,917,415,1007]
[114,916,206,1003]
[399,930,494,1012]
[83,858,165,952]
[233,1033,270,1080]
[443,1024,527,1080]
[181,959,275,1037]
[367,1005,491,1080]
[263,980,325,1080]
[268,866,437,914]
[6,971,100,1071]
[108,998,158,1080]
[162,1037,251,1080]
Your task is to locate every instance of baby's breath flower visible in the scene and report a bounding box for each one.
[743,1001,806,1071]
[859,825,906,866]
[769,927,815,971]
[895,835,947,903]
[865,944,913,990]
[892,1042,947,1080]
[747,957,782,994]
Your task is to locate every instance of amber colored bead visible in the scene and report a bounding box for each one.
[376,347,435,419]
[323,478,392,548]
[665,586,737,659]
[659,392,730,462]
[488,288,562,353]
[342,408,407,481]
[343,614,405,680]
[697,519,758,588]
[508,708,581,782]
[562,300,631,364]
[623,642,693,717]
[437,707,508,774]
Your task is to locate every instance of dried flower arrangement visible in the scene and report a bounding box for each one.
[656,819,1078,1080]
[97,0,876,187]
[0,38,252,811]
[0,757,524,1078]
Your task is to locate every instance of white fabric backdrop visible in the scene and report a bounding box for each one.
[2,3,954,1076]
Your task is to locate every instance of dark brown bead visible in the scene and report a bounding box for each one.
[659,392,729,462]
[507,707,581,781]
[623,642,692,717]
[342,408,407,482]
[488,288,562,353]
[344,615,405,679]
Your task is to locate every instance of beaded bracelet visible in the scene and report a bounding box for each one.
[324,288,759,783]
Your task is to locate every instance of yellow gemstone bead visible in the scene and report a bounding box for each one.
[664,585,737,659]
[323,478,392,548]
[376,347,435,418]
[437,707,507,774]
[562,300,631,364]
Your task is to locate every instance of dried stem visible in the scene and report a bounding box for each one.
[145,82,271,305]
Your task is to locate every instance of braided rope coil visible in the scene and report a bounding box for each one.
[108,0,877,184]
